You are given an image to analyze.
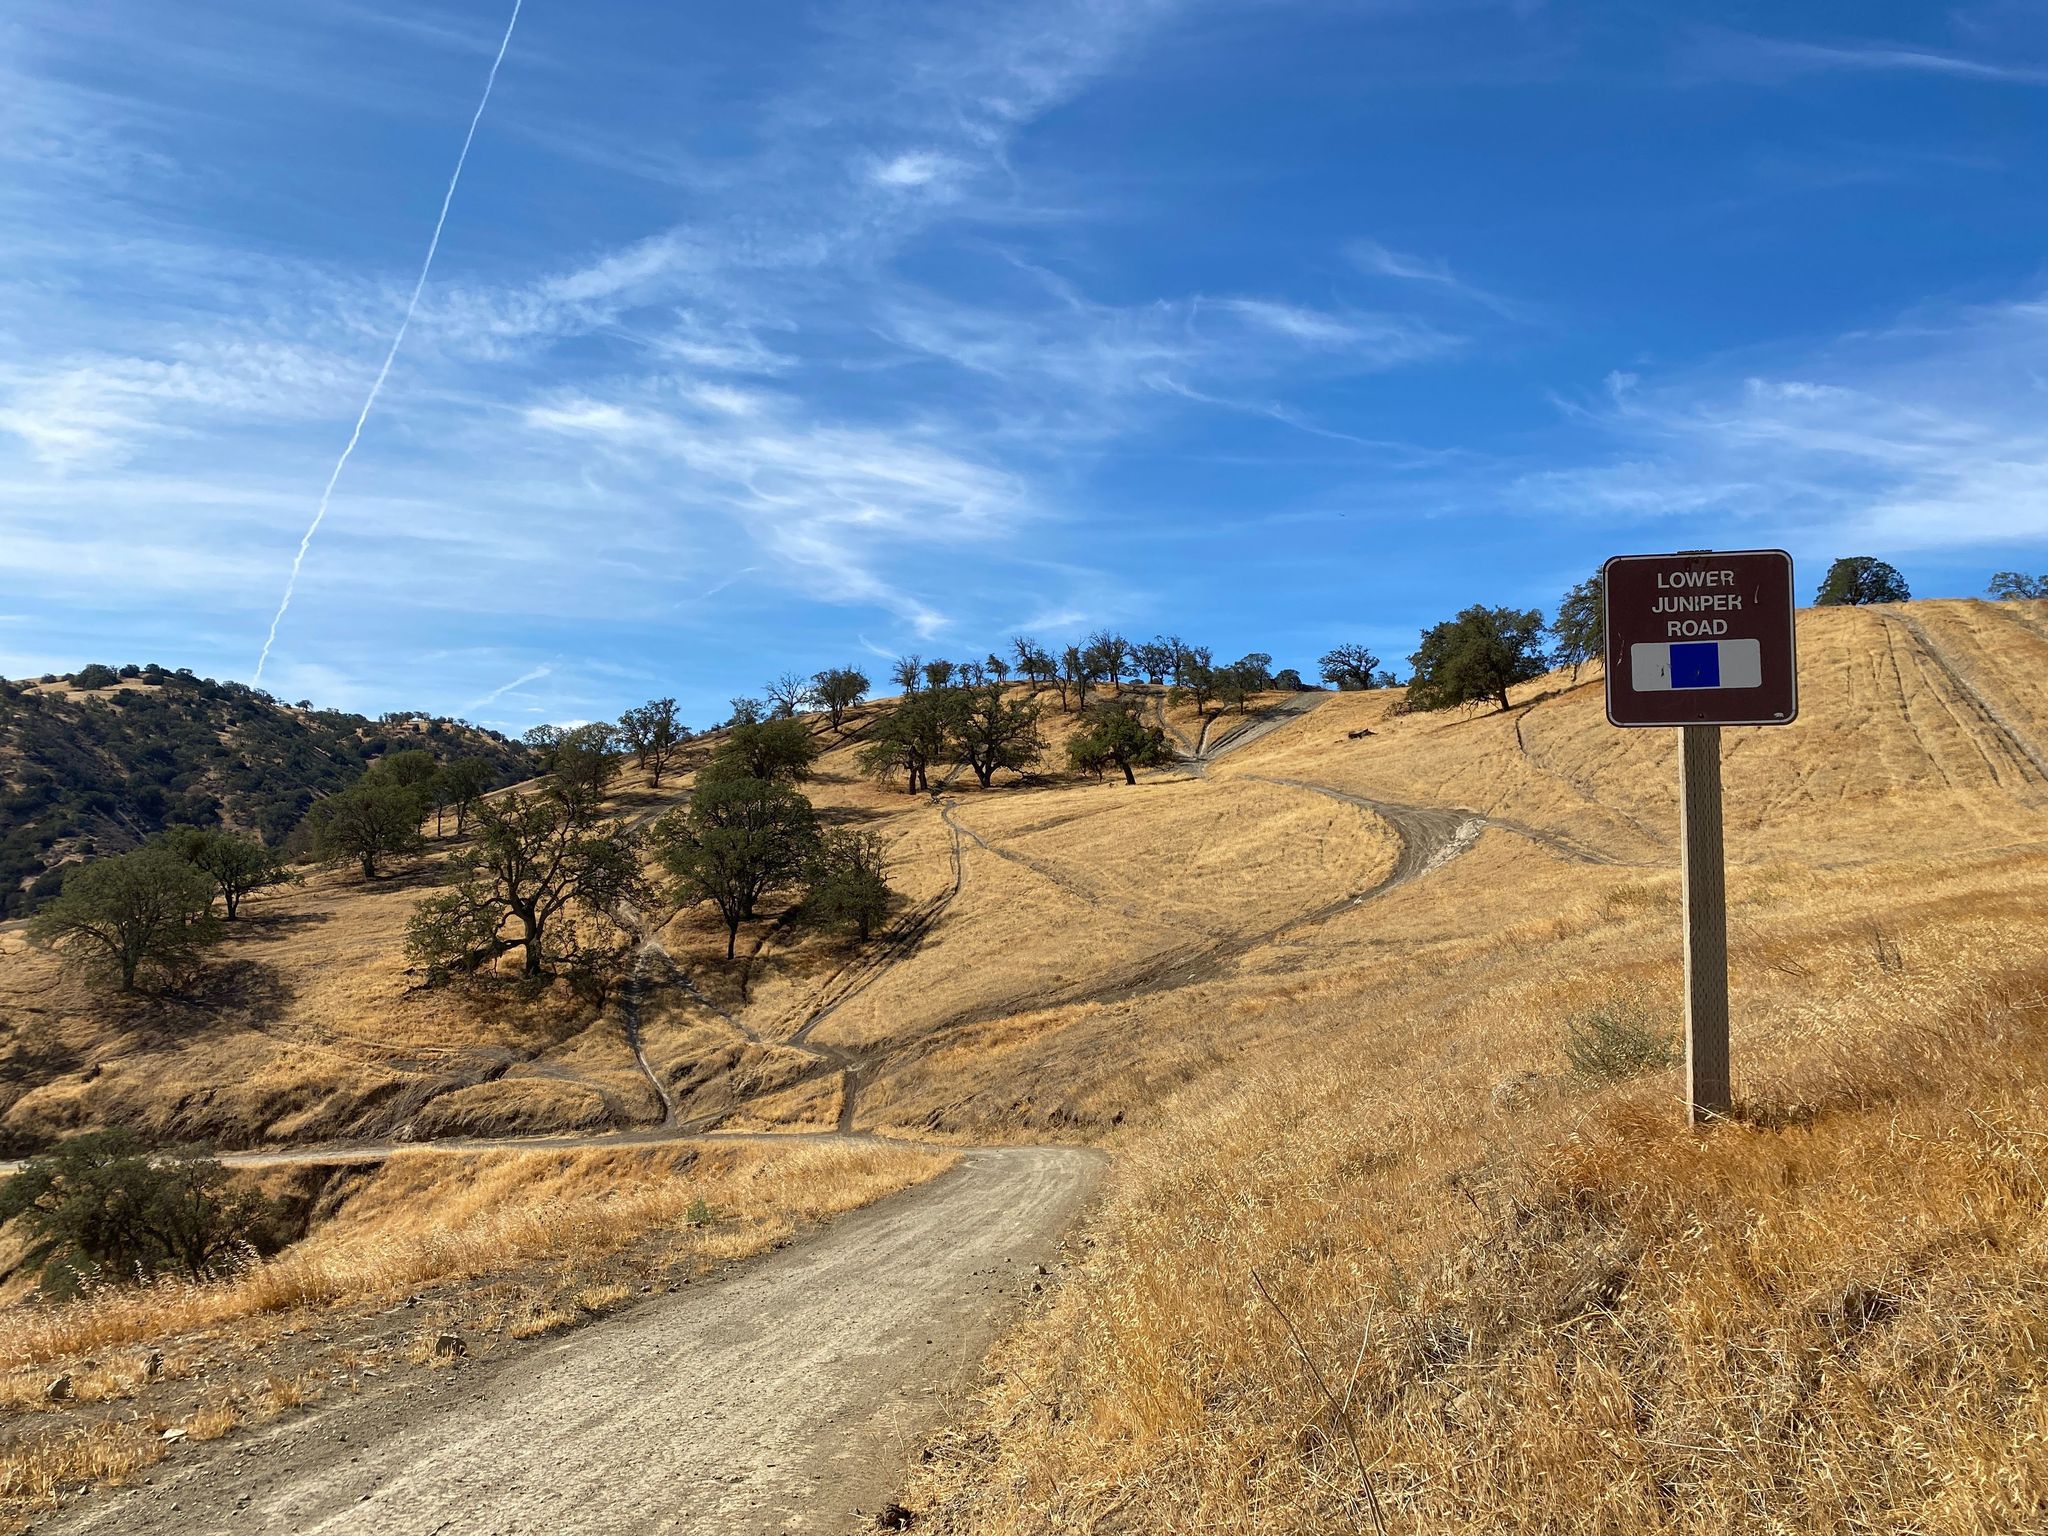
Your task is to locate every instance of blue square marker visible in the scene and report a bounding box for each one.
[1669,641,1721,689]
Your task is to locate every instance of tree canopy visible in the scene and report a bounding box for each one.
[948,683,1044,788]
[654,776,818,958]
[1067,700,1175,785]
[1551,572,1604,679]
[1989,571,2048,600]
[158,826,296,919]
[805,829,892,942]
[307,781,427,880]
[1406,605,1549,713]
[1318,644,1380,690]
[406,790,645,981]
[857,692,952,794]
[707,717,820,785]
[1815,556,1910,606]
[0,1131,290,1296]
[29,848,221,992]
[618,698,688,788]
[811,667,870,732]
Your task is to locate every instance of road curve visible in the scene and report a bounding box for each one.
[48,1146,1105,1536]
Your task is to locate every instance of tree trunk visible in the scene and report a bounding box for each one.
[520,913,543,975]
[360,854,377,880]
[1121,761,1136,785]
[725,919,738,960]
[223,890,240,920]
[974,763,993,787]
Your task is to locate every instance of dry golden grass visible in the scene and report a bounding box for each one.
[900,601,2048,1534]
[0,1139,949,1372]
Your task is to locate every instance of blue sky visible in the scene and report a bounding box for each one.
[3,0,2046,731]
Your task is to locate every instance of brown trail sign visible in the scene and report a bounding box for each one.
[1603,549,1799,1124]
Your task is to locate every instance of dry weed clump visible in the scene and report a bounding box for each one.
[0,1140,950,1372]
[912,924,2048,1534]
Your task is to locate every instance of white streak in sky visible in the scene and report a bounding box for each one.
[461,663,551,714]
[253,0,525,685]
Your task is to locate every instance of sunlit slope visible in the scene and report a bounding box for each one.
[1219,598,2048,865]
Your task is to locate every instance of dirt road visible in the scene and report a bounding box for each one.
[48,1146,1103,1536]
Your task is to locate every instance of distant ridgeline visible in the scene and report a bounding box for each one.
[0,665,533,917]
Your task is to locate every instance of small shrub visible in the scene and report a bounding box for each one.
[1563,1000,1678,1082]
[685,1197,713,1228]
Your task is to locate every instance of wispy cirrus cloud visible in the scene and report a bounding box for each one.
[1686,28,2048,86]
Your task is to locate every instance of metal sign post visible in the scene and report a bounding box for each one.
[1604,550,1798,1124]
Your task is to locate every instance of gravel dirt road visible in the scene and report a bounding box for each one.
[48,1145,1104,1536]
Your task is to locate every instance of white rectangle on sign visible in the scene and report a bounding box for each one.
[1630,638,1763,692]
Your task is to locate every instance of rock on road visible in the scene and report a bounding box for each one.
[56,1146,1104,1536]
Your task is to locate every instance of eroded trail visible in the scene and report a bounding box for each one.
[48,1148,1105,1536]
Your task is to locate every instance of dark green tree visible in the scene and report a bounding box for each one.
[857,693,952,794]
[653,777,818,958]
[707,717,820,785]
[948,683,1044,788]
[72,664,121,691]
[1988,571,2048,600]
[29,849,221,991]
[1169,645,1216,717]
[1815,556,1910,606]
[547,724,619,814]
[159,826,297,920]
[0,1131,290,1295]
[367,749,439,801]
[1551,572,1604,680]
[1406,605,1549,713]
[1067,700,1175,785]
[1318,644,1380,691]
[440,757,495,835]
[891,655,923,696]
[810,667,870,732]
[405,791,646,980]
[618,698,688,788]
[805,829,892,942]
[307,782,427,879]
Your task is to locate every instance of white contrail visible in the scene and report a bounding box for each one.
[254,0,526,686]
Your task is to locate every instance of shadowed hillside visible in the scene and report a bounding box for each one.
[0,667,532,918]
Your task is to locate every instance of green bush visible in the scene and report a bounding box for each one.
[1564,1000,1678,1082]
[0,1130,291,1297]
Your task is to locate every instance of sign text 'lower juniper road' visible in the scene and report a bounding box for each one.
[1601,549,1799,1126]
[1603,549,1798,728]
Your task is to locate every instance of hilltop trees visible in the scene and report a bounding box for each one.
[1816,557,1910,606]
[159,827,296,920]
[619,698,688,788]
[1318,644,1380,691]
[406,791,646,981]
[308,782,426,880]
[1068,700,1175,785]
[811,667,869,732]
[30,849,222,992]
[1551,572,1604,679]
[891,655,923,696]
[1407,605,1549,713]
[1989,572,2048,600]
[765,673,814,719]
[1086,631,1131,695]
[1170,645,1217,718]
[654,776,818,959]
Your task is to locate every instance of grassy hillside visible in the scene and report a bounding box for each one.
[0,666,531,917]
[2,597,2046,1527]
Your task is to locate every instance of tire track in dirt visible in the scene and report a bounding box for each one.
[1886,609,2048,794]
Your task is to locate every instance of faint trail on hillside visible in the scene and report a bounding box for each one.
[1886,610,2048,794]
[254,0,526,683]
[45,1148,1106,1536]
